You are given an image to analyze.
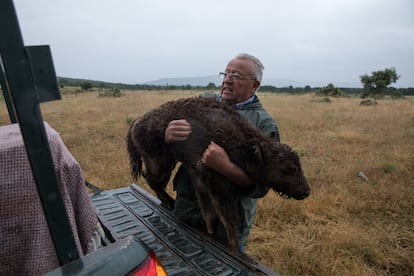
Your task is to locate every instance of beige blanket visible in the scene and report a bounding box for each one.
[0,122,99,275]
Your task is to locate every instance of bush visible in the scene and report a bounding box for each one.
[320,97,331,103]
[98,88,124,98]
[316,83,347,98]
[125,116,134,125]
[311,96,331,103]
[390,91,405,99]
[80,81,93,91]
[360,99,378,106]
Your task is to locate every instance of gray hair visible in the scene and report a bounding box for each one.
[235,53,264,82]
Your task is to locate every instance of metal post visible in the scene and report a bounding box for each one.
[0,0,80,265]
[0,58,17,123]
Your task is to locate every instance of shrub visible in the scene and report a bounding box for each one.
[381,162,396,174]
[126,116,134,125]
[98,88,124,98]
[390,91,405,99]
[316,83,347,98]
[80,81,93,91]
[360,99,378,106]
[311,96,331,103]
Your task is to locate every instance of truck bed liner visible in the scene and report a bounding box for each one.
[91,183,279,276]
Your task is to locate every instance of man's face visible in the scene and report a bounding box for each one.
[221,58,260,105]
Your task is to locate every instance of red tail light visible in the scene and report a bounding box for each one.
[129,250,167,276]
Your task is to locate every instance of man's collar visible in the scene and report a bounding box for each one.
[234,95,255,109]
[217,94,256,109]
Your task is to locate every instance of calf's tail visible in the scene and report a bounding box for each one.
[126,119,143,179]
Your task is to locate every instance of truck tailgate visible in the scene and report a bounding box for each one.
[91,183,279,276]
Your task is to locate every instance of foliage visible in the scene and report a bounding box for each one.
[390,90,405,99]
[315,83,347,97]
[360,99,378,106]
[57,76,414,96]
[202,91,218,98]
[320,96,331,103]
[206,82,217,89]
[60,88,84,96]
[98,88,124,98]
[360,67,400,98]
[260,85,313,94]
[80,80,93,91]
[311,96,331,103]
[125,116,134,125]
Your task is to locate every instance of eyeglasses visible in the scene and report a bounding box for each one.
[219,72,256,81]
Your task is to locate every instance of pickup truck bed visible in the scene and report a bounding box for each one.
[91,183,279,276]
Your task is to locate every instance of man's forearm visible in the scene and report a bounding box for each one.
[218,160,253,188]
[201,142,253,188]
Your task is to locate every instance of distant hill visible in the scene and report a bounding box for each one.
[144,75,221,86]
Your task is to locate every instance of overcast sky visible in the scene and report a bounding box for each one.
[13,0,414,87]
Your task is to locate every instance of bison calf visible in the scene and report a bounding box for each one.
[127,96,310,250]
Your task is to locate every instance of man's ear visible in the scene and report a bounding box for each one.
[253,80,260,91]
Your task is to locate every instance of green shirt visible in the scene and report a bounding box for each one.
[173,94,280,246]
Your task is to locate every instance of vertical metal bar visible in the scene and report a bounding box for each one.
[0,58,17,123]
[0,0,79,265]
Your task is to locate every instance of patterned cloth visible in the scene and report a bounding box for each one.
[0,122,99,275]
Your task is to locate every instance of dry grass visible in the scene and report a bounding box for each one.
[1,89,413,275]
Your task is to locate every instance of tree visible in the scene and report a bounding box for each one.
[80,80,93,91]
[304,85,312,91]
[206,82,217,90]
[360,67,400,98]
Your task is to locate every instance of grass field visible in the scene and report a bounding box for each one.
[1,89,413,275]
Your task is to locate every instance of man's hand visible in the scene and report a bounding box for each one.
[201,141,230,172]
[165,119,192,143]
[202,141,253,188]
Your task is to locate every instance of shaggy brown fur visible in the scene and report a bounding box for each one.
[127,96,310,250]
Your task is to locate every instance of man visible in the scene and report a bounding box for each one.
[165,53,280,251]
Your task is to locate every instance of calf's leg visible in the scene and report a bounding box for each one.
[208,179,240,250]
[191,170,240,250]
[189,171,219,234]
[142,156,176,209]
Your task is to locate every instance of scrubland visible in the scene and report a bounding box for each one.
[1,89,413,275]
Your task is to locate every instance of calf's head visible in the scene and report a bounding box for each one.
[256,142,310,200]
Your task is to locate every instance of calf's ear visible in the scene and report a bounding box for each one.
[252,144,264,162]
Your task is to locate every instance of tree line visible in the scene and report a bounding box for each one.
[57,67,414,96]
